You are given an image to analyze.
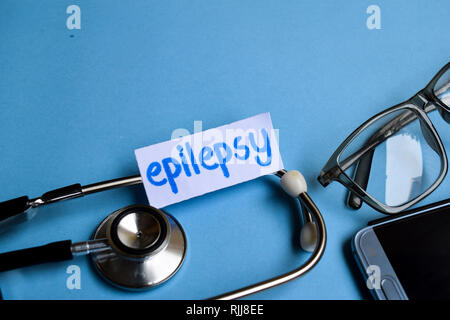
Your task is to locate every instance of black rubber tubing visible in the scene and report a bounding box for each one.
[0,240,73,272]
[0,196,31,223]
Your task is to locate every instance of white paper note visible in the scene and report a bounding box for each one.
[135,113,284,208]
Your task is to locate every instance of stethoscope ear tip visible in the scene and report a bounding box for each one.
[280,170,307,197]
[279,170,318,253]
[300,221,318,253]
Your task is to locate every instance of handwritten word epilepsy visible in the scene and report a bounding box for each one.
[147,128,272,194]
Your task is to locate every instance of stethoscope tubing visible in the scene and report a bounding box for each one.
[210,191,326,300]
[27,174,144,208]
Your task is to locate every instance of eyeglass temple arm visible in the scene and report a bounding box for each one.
[347,149,374,209]
[345,102,437,209]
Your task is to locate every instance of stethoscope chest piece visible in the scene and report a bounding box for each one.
[90,205,187,290]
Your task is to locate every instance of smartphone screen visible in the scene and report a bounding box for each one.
[372,203,450,299]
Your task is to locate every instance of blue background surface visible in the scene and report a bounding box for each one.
[0,0,449,299]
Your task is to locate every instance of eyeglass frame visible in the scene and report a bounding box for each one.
[318,62,450,215]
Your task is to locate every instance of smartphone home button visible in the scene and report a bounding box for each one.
[381,278,401,300]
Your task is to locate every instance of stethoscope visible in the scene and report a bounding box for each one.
[0,169,326,300]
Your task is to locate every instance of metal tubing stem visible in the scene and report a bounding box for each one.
[71,239,110,256]
[82,175,142,195]
[210,192,327,300]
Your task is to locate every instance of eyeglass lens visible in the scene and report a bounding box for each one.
[337,108,445,207]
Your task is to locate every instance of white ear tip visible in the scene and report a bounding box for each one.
[300,222,317,253]
[280,170,307,197]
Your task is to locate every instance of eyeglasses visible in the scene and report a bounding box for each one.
[318,62,450,215]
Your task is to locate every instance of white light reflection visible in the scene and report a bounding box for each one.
[385,133,423,206]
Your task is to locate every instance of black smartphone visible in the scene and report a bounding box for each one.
[352,199,450,300]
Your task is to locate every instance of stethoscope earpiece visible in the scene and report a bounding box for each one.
[280,170,317,252]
